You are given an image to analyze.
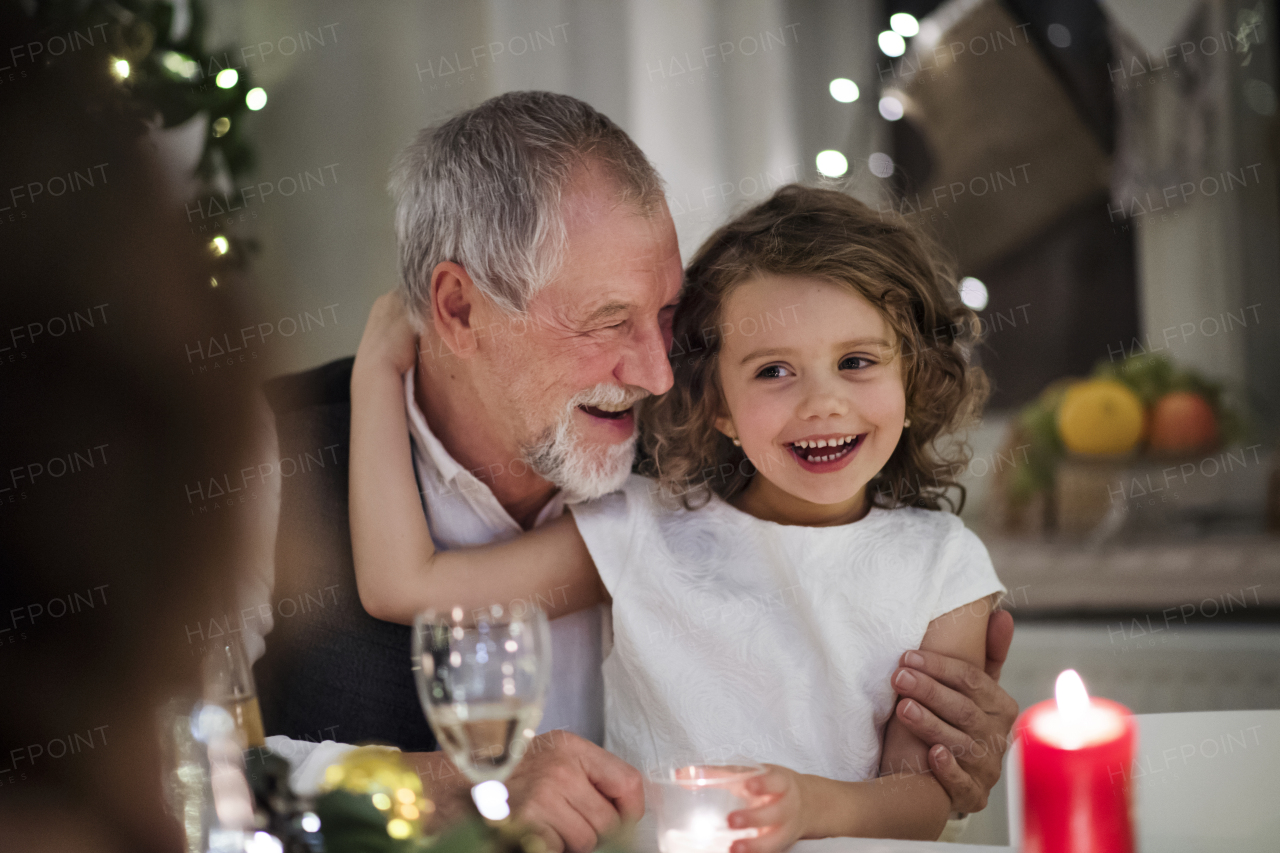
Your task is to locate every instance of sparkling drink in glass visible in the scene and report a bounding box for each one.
[413,604,551,817]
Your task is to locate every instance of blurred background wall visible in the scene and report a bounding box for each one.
[197,0,1277,434]
[199,0,879,377]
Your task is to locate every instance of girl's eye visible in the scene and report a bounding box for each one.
[756,364,793,379]
[840,355,874,370]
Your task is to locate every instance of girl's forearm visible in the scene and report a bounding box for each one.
[797,771,950,841]
[349,359,441,622]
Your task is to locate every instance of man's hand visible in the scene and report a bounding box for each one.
[405,732,642,852]
[890,608,1017,813]
[505,731,643,853]
[502,731,644,853]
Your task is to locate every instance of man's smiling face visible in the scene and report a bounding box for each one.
[471,162,683,498]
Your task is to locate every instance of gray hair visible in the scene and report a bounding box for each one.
[389,91,665,324]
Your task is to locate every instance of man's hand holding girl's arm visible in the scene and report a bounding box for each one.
[725,598,994,850]
[890,606,1017,813]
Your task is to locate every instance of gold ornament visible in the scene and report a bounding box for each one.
[321,746,435,840]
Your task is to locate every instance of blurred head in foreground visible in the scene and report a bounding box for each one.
[0,12,258,851]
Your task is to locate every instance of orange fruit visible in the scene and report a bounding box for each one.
[1148,391,1218,454]
[1056,379,1145,456]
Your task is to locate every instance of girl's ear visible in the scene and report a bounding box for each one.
[714,416,740,445]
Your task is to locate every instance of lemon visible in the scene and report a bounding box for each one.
[1056,379,1145,456]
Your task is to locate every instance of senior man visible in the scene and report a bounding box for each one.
[247,91,1018,852]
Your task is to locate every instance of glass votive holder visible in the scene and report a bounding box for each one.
[649,764,766,853]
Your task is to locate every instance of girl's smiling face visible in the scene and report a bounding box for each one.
[714,274,907,525]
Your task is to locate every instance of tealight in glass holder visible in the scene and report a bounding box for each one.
[649,764,766,853]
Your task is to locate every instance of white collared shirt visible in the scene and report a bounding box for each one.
[247,366,605,793]
[400,367,606,743]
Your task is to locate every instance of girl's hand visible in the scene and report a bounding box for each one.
[726,765,807,853]
[355,291,419,377]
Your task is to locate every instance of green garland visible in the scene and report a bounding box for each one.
[25,0,264,277]
[31,0,261,178]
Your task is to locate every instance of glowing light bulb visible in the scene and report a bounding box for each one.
[878,31,906,57]
[816,150,848,178]
[162,51,198,79]
[959,276,989,310]
[868,152,895,178]
[829,78,859,103]
[878,95,904,121]
[210,235,229,256]
[246,87,268,110]
[216,68,239,88]
[890,13,920,38]
[112,58,130,79]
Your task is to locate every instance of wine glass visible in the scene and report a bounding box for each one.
[412,604,551,819]
[201,633,266,750]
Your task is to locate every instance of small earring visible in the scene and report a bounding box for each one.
[732,437,741,446]
[903,418,911,428]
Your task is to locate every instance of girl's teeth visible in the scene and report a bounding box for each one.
[794,436,855,451]
[793,436,858,464]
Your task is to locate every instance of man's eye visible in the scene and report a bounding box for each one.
[840,355,874,370]
[757,364,792,379]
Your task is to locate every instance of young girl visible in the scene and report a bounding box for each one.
[350,184,1004,847]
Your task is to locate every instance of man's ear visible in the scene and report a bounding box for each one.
[430,261,479,358]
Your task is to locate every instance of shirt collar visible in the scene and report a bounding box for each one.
[402,366,571,527]
[403,366,467,484]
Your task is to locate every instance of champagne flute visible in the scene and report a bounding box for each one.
[201,633,266,750]
[412,604,551,819]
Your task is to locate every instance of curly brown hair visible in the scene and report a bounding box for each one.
[638,184,989,512]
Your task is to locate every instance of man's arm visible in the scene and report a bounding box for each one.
[889,607,1017,813]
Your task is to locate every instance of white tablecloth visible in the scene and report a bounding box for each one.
[635,710,1280,853]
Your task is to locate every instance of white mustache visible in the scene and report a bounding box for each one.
[570,383,650,410]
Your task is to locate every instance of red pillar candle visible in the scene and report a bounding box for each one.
[1016,670,1136,853]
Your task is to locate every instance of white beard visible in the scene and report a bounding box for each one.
[523,384,648,501]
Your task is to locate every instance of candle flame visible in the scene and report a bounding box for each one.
[1055,669,1091,721]
[689,810,721,839]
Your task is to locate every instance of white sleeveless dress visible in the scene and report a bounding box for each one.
[567,474,1005,781]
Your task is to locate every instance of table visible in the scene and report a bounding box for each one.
[635,710,1280,852]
